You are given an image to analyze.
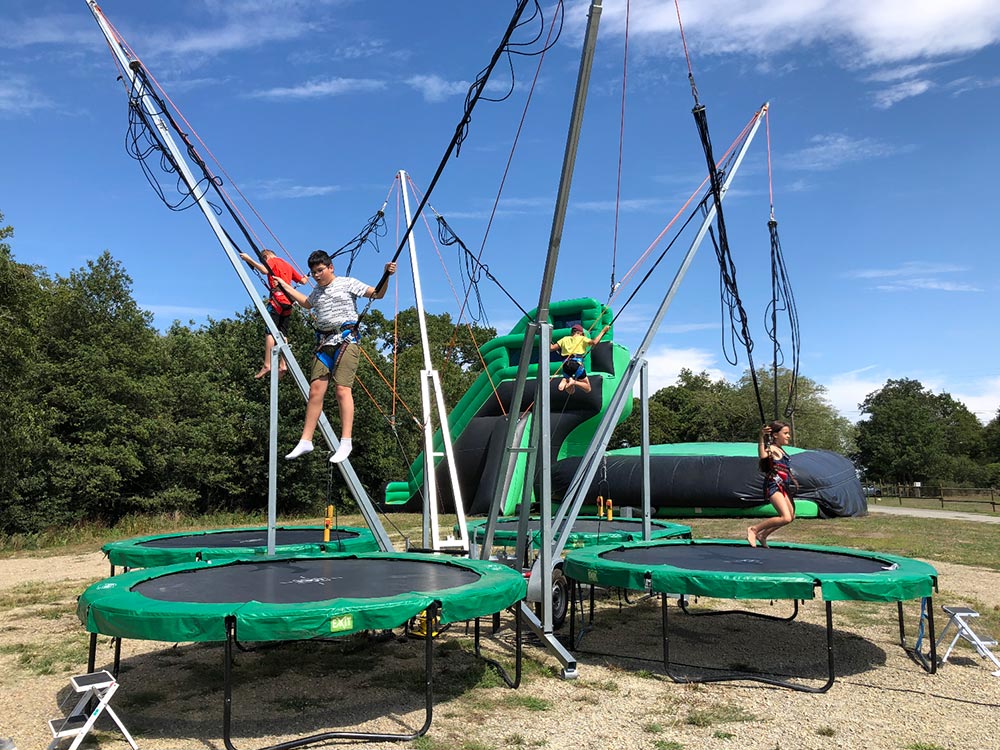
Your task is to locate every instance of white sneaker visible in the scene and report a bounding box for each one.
[285,439,313,460]
[330,438,353,464]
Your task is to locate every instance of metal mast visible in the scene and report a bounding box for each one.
[85,0,393,551]
[545,104,770,559]
[398,171,470,552]
[479,0,604,678]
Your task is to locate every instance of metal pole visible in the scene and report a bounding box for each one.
[267,346,279,555]
[640,360,652,540]
[85,0,393,550]
[398,171,468,551]
[549,104,769,558]
[481,0,604,556]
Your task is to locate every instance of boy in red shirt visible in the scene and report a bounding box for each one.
[240,249,307,378]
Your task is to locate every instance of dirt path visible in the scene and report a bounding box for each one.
[2,550,999,750]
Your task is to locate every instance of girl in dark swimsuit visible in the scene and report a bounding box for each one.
[747,420,796,548]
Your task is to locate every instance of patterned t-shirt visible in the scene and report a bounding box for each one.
[307,276,371,346]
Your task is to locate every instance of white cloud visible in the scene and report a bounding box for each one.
[573,198,664,212]
[0,75,53,116]
[847,261,982,293]
[785,133,908,171]
[871,78,934,109]
[590,1,1000,65]
[822,365,884,421]
[641,345,730,395]
[405,74,471,103]
[864,62,948,83]
[250,77,385,100]
[0,14,98,49]
[875,279,982,293]
[404,74,514,103]
[848,261,966,279]
[947,75,1000,96]
[247,179,341,199]
[953,377,1000,423]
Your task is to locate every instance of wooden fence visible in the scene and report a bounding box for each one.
[868,484,998,513]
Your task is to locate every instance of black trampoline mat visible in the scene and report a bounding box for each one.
[138,528,359,549]
[132,557,481,604]
[603,544,892,574]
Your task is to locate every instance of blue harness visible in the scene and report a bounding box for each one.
[316,321,359,371]
[561,355,586,380]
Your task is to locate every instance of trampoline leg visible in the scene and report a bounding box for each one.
[113,636,121,676]
[900,596,937,673]
[87,632,97,673]
[663,596,835,693]
[221,610,438,750]
[926,599,937,673]
[223,618,236,750]
[569,580,577,645]
[821,601,835,693]
[661,593,670,672]
[422,606,434,735]
[897,601,906,646]
[474,606,522,689]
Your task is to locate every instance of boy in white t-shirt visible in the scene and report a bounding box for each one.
[274,249,396,463]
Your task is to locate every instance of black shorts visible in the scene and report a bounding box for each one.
[268,308,291,336]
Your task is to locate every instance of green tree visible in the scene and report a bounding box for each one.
[984,408,1000,465]
[854,378,946,483]
[0,214,60,532]
[610,367,853,453]
[736,368,855,453]
[934,393,985,462]
[22,252,165,528]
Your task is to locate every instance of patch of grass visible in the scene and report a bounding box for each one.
[0,638,90,676]
[713,731,736,739]
[501,694,553,712]
[685,703,758,728]
[644,723,664,734]
[688,516,1000,571]
[585,678,619,692]
[816,726,836,737]
[0,580,92,609]
[905,744,948,750]
[836,601,885,628]
[412,736,446,750]
[653,741,684,750]
[504,735,527,747]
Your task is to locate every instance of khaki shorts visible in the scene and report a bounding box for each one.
[310,342,360,387]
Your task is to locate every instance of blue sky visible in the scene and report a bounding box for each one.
[2,1,999,425]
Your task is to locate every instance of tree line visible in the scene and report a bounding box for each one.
[2,212,999,534]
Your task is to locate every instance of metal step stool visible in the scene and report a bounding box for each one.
[47,671,138,750]
[935,605,1000,677]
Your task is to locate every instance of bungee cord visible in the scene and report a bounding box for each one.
[764,109,801,420]
[674,0,765,424]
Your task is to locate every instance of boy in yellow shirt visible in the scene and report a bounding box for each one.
[550,322,610,394]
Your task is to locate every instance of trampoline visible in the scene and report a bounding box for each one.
[101,525,379,571]
[563,538,939,692]
[77,552,527,747]
[464,516,692,550]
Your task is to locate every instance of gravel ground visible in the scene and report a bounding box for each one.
[2,550,999,750]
